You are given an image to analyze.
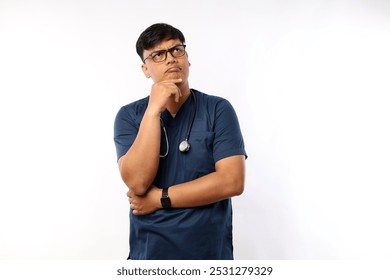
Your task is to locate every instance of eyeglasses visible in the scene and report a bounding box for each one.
[143,44,186,63]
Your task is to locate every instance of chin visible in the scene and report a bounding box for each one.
[164,74,182,81]
[167,72,181,77]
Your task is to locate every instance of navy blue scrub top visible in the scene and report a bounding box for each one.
[114,89,247,260]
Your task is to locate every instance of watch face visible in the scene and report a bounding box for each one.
[161,197,171,208]
[161,188,171,208]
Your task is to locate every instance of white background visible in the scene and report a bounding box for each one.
[1,0,389,260]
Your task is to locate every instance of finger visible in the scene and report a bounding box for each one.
[130,200,137,206]
[132,209,143,216]
[130,202,138,210]
[174,88,181,103]
[162,83,181,103]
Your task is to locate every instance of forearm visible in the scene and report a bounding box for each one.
[169,156,245,208]
[119,110,161,195]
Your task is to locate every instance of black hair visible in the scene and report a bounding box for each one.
[136,23,186,62]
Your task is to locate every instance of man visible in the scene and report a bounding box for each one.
[114,23,247,260]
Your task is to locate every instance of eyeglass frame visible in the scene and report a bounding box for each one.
[142,44,187,63]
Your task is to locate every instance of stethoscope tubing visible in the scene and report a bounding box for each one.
[160,90,196,157]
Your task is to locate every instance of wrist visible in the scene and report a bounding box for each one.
[144,108,161,118]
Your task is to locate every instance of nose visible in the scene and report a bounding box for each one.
[165,51,177,64]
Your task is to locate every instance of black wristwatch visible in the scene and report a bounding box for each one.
[160,188,171,208]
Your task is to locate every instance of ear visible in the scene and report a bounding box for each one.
[186,53,191,66]
[142,64,151,78]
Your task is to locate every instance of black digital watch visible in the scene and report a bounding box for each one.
[160,188,171,208]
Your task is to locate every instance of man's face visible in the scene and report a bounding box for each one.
[141,39,190,83]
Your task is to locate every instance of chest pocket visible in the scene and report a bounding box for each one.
[183,131,215,176]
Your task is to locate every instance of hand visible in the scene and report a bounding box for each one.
[127,185,161,215]
[147,79,182,115]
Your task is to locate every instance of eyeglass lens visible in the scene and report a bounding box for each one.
[151,45,186,62]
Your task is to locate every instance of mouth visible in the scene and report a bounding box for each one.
[165,67,181,73]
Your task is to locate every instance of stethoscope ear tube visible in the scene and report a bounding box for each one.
[160,118,169,158]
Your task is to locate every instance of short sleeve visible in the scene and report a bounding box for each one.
[113,105,139,161]
[212,99,247,162]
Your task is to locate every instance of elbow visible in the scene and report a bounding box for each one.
[229,176,245,197]
[232,181,245,196]
[216,155,246,198]
[119,159,150,195]
[120,173,149,196]
[127,182,149,196]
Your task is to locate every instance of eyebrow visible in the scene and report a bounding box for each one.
[150,44,182,54]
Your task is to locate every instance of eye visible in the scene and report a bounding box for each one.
[172,46,185,56]
[173,46,183,53]
[151,50,165,60]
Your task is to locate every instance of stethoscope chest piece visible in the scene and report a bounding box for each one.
[179,140,191,153]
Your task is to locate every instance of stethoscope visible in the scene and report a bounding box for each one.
[160,90,196,157]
